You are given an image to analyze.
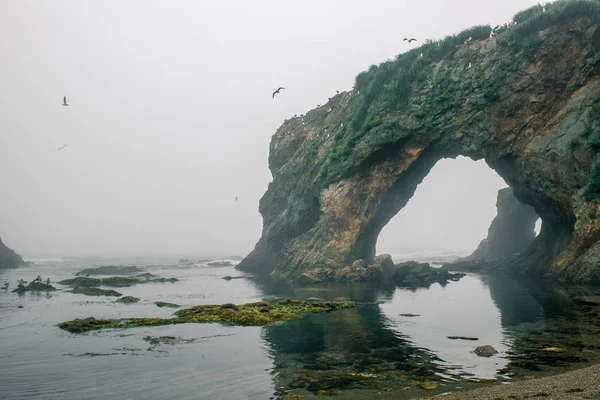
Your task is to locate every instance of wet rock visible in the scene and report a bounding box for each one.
[69,287,122,297]
[394,261,466,289]
[154,302,180,308]
[448,336,479,341]
[399,313,420,317]
[59,276,177,287]
[76,265,144,276]
[221,303,239,310]
[116,296,140,304]
[222,275,244,281]
[474,345,498,357]
[59,299,372,333]
[12,282,57,293]
[136,273,157,279]
[177,259,194,265]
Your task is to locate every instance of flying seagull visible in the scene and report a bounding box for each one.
[58,144,68,151]
[235,197,238,201]
[403,38,417,43]
[272,87,285,98]
[62,96,69,106]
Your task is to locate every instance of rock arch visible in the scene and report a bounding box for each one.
[238,15,600,283]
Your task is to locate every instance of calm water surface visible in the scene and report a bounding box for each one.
[0,257,598,399]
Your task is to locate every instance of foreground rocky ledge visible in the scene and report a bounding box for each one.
[58,299,375,333]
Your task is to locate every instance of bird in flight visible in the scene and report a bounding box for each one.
[62,96,69,106]
[403,38,417,43]
[272,87,285,98]
[58,144,68,151]
[235,197,238,201]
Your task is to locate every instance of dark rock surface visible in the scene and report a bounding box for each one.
[393,261,465,289]
[474,345,498,357]
[0,237,26,269]
[12,282,56,293]
[238,6,600,284]
[463,187,539,261]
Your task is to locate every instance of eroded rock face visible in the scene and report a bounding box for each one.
[464,187,539,261]
[0,237,25,269]
[238,8,600,283]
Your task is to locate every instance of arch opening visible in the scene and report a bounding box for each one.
[376,156,540,264]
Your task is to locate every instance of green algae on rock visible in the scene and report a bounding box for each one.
[116,296,140,303]
[69,287,122,297]
[59,276,177,288]
[58,299,373,333]
[154,301,180,308]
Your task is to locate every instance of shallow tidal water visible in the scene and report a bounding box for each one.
[1,257,599,399]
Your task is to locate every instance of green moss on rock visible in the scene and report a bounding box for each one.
[59,276,177,288]
[154,302,180,308]
[69,287,123,297]
[116,296,140,303]
[58,299,374,333]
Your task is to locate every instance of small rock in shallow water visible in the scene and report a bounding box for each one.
[154,302,179,308]
[474,345,498,357]
[400,313,420,317]
[448,336,478,341]
[541,347,566,352]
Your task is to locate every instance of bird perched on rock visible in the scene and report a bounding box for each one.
[272,87,285,98]
[403,38,417,43]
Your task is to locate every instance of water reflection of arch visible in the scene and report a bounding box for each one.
[481,272,573,328]
[250,278,444,394]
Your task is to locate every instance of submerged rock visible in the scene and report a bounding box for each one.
[222,275,244,281]
[154,302,180,308]
[474,345,498,357]
[69,288,122,297]
[75,265,143,276]
[448,336,478,341]
[59,276,177,287]
[58,299,375,333]
[116,296,140,304]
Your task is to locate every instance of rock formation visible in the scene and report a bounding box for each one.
[239,2,600,283]
[0,237,25,269]
[464,187,539,261]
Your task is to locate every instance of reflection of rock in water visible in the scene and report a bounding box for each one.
[485,273,600,377]
[262,304,447,395]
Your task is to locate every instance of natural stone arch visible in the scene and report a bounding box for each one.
[238,11,600,283]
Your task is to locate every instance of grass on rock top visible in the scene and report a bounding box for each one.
[58,299,377,333]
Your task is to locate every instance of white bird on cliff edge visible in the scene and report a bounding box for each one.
[272,87,285,98]
[62,96,69,106]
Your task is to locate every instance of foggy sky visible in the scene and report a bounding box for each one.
[0,0,541,259]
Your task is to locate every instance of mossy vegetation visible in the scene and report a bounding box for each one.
[116,296,140,303]
[584,167,600,202]
[58,299,372,333]
[69,288,123,297]
[311,0,600,188]
[59,276,177,287]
